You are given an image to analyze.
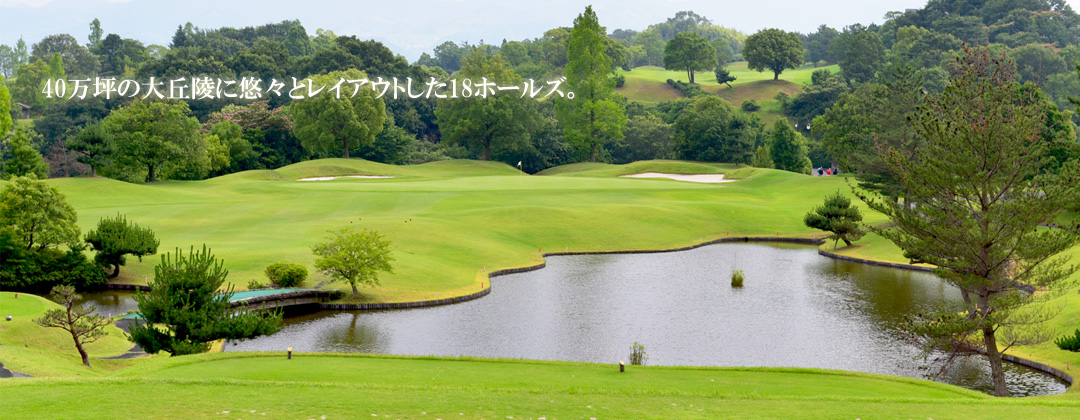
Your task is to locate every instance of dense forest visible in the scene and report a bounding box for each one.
[3,0,1080,181]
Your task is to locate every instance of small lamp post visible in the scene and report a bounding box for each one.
[619,360,625,373]
[287,346,293,360]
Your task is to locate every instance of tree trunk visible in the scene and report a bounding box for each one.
[147,164,156,183]
[72,332,91,367]
[343,138,350,158]
[689,70,695,84]
[351,282,359,295]
[91,166,97,177]
[590,144,597,163]
[982,326,1010,396]
[109,263,120,278]
[483,145,491,161]
[774,71,780,80]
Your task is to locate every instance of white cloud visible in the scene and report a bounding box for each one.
[0,0,55,7]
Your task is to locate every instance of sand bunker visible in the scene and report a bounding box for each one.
[619,172,735,183]
[297,175,395,181]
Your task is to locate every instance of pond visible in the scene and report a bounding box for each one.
[81,243,1069,396]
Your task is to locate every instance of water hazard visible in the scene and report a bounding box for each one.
[82,243,1069,396]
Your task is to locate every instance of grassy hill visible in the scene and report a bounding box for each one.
[37,159,873,304]
[0,292,147,377]
[5,159,1080,418]
[616,62,840,123]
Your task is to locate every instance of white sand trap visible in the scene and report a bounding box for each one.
[619,172,735,183]
[297,175,395,181]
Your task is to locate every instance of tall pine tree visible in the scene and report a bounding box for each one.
[855,47,1080,396]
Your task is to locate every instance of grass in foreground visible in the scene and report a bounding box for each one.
[7,352,1080,419]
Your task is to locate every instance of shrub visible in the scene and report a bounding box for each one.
[1056,329,1080,352]
[614,74,626,88]
[247,279,265,290]
[665,79,707,98]
[629,341,648,366]
[740,100,760,112]
[731,269,745,287]
[265,262,308,288]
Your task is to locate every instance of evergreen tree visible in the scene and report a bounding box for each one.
[128,246,283,356]
[88,18,103,50]
[715,66,736,88]
[555,6,626,162]
[804,191,864,249]
[66,120,111,177]
[854,47,1080,396]
[85,214,159,278]
[170,25,188,49]
[2,127,49,180]
[34,285,111,367]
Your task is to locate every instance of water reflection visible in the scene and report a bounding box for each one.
[80,243,1068,396]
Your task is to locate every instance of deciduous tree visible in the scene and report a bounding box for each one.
[768,119,810,173]
[312,228,394,295]
[100,100,203,182]
[0,175,79,251]
[672,95,759,164]
[743,29,804,80]
[0,75,11,135]
[291,69,385,159]
[435,49,538,161]
[663,32,714,84]
[840,30,886,83]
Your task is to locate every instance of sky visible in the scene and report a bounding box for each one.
[0,0,1076,61]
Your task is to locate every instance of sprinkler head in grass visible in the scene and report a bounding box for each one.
[619,360,625,372]
[287,346,293,359]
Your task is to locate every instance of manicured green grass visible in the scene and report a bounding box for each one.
[616,62,839,103]
[0,292,147,376]
[6,352,1080,419]
[33,159,880,304]
[7,159,1080,418]
[616,62,838,124]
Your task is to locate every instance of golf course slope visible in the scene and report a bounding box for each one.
[42,158,873,304]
